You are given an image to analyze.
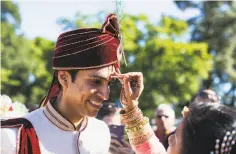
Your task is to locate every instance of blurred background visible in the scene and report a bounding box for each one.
[1,0,236,118]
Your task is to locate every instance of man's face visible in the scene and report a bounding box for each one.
[64,65,115,118]
[156,109,175,131]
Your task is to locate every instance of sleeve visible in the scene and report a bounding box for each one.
[130,128,166,154]
[1,127,18,154]
[121,107,167,154]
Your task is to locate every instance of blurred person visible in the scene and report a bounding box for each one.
[1,14,124,154]
[155,104,176,150]
[97,101,121,125]
[0,94,28,119]
[97,102,135,154]
[193,89,220,104]
[0,94,13,118]
[115,72,236,154]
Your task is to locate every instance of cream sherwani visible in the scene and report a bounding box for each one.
[1,103,111,154]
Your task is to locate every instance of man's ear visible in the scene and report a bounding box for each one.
[58,71,71,89]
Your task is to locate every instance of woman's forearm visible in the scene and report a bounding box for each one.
[120,107,167,154]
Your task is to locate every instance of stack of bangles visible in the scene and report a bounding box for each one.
[120,106,154,145]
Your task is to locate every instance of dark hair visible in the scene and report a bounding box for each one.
[96,102,117,120]
[55,70,79,89]
[192,89,220,104]
[67,70,79,82]
[181,103,236,154]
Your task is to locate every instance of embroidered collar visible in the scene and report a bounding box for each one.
[43,102,87,131]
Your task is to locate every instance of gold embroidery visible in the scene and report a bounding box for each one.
[55,34,109,50]
[58,30,100,41]
[53,60,118,70]
[53,37,115,59]
[43,102,88,131]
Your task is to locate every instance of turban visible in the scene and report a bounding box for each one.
[40,14,122,107]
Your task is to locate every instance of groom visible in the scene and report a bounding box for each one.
[1,14,123,154]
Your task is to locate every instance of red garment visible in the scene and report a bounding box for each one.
[1,118,40,154]
[53,15,121,70]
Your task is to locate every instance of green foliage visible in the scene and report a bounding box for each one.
[175,1,236,105]
[1,31,54,105]
[1,1,21,27]
[159,16,188,36]
[1,1,55,106]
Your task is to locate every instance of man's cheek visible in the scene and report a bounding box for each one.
[77,84,85,91]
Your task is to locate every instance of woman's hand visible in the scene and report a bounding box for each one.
[112,72,144,111]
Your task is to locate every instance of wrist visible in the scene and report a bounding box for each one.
[123,100,139,112]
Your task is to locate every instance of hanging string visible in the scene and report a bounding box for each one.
[115,0,124,23]
[115,0,127,66]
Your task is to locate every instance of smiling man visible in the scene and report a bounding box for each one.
[1,14,122,154]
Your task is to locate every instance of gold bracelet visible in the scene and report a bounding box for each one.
[121,107,140,119]
[130,131,154,145]
[121,110,143,123]
[125,116,143,127]
[126,117,148,129]
[127,125,152,138]
[125,117,149,133]
[121,106,138,117]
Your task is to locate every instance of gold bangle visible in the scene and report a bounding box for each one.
[126,117,148,129]
[121,110,143,123]
[121,109,142,125]
[125,116,143,127]
[125,117,149,133]
[121,107,139,118]
[130,131,154,145]
[128,125,152,138]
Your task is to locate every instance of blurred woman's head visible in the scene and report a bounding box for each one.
[168,103,236,154]
[193,89,220,103]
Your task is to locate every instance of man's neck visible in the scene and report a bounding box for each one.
[54,95,84,130]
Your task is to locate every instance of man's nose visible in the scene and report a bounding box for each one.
[161,116,166,121]
[97,86,110,101]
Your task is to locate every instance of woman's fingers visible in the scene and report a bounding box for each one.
[110,72,143,110]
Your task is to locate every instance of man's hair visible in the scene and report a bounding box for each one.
[155,104,175,119]
[181,103,236,154]
[67,70,79,82]
[55,70,79,89]
[192,89,220,104]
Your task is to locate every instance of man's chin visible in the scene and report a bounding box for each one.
[86,110,99,118]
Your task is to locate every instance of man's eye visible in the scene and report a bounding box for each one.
[92,80,102,85]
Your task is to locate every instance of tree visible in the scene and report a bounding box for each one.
[1,1,55,106]
[58,12,213,116]
[175,1,236,106]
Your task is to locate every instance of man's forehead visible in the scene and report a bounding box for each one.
[157,109,172,115]
[83,65,115,79]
